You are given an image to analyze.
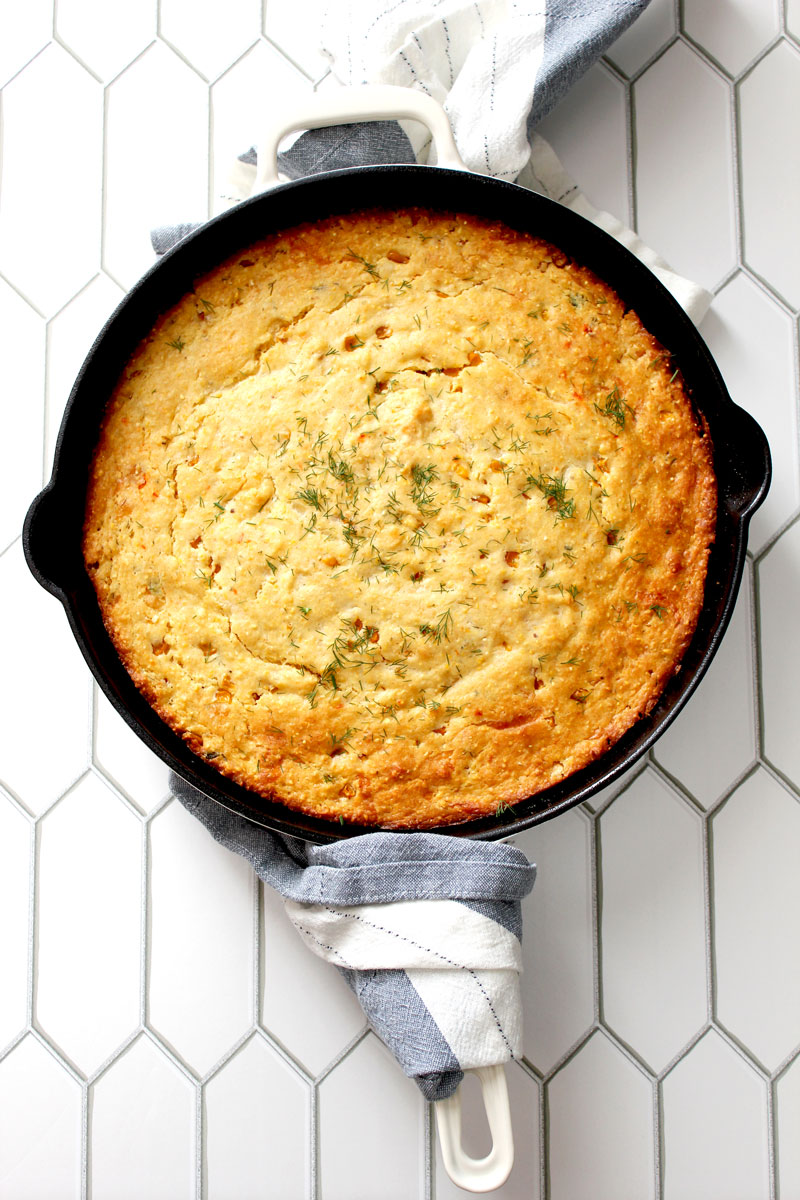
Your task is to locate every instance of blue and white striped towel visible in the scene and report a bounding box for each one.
[172,776,535,1100]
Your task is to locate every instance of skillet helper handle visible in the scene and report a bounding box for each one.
[434,1064,514,1193]
[255,83,468,191]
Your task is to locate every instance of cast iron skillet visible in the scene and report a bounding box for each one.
[24,96,770,847]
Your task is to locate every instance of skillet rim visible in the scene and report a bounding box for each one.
[23,164,771,842]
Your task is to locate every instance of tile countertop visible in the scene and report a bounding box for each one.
[1,1,799,1197]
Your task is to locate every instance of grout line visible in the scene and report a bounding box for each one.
[0,41,53,91]
[310,1081,319,1200]
[195,1081,204,1200]
[748,556,766,764]
[252,1022,316,1086]
[627,32,680,88]
[590,808,603,1028]
[654,1075,665,1200]
[647,756,708,816]
[541,1068,551,1200]
[768,1075,778,1200]
[621,66,635,230]
[253,874,262,1028]
[313,1026,371,1086]
[423,1099,433,1200]
[85,1028,142,1088]
[731,70,747,274]
[50,27,104,84]
[702,808,716,1028]
[0,267,48,319]
[81,1081,89,1200]
[26,813,37,1032]
[141,814,151,1032]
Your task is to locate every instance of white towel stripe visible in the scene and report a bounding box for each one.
[283,897,522,971]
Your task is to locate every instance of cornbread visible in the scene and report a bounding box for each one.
[84,209,716,828]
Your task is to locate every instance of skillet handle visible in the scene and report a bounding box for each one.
[255,84,467,191]
[434,1064,514,1193]
[717,401,771,520]
[24,485,72,596]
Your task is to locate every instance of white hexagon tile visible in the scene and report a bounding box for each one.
[3,3,800,1198]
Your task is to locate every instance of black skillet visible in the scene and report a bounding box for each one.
[23,88,770,846]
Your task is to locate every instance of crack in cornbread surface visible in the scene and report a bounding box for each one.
[84,209,716,828]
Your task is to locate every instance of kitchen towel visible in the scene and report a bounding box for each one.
[172,776,536,1100]
[152,0,711,321]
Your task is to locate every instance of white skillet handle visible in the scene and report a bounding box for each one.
[434,1064,514,1193]
[255,84,467,191]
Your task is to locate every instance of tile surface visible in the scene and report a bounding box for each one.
[661,1030,769,1200]
[104,41,209,287]
[317,1034,425,1200]
[712,768,800,1070]
[698,273,799,554]
[36,774,142,1074]
[739,42,800,308]
[204,1033,310,1199]
[683,0,779,76]
[759,518,800,789]
[0,280,45,554]
[653,566,755,807]
[0,796,30,1050]
[634,41,736,291]
[516,809,595,1074]
[55,0,156,81]
[600,771,707,1072]
[148,799,255,1076]
[0,541,91,815]
[2,4,799,1198]
[90,1034,196,1200]
[547,1031,655,1200]
[0,43,102,316]
[0,1035,82,1200]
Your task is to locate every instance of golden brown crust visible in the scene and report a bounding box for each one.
[83,209,716,828]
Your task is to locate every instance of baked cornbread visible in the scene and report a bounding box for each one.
[84,209,716,828]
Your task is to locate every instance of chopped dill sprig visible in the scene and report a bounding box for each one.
[347,248,380,278]
[419,609,454,644]
[326,450,355,487]
[296,485,326,511]
[410,463,440,516]
[595,385,632,429]
[526,471,576,522]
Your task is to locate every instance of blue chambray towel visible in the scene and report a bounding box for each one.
[173,776,536,1100]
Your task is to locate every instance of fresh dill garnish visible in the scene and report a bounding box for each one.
[347,248,380,278]
[595,385,632,429]
[410,463,440,516]
[166,336,185,351]
[296,485,326,511]
[326,450,355,486]
[526,471,576,522]
[419,609,454,644]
